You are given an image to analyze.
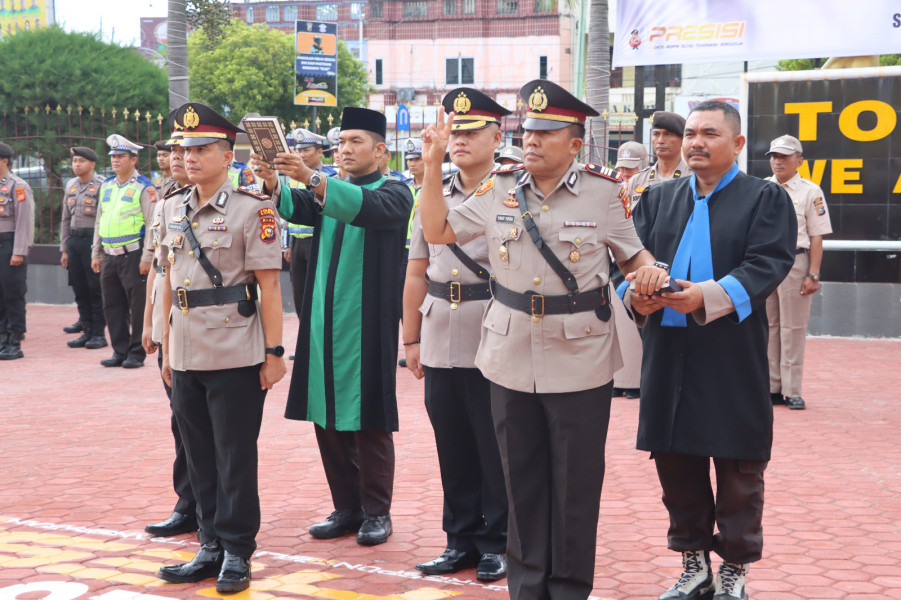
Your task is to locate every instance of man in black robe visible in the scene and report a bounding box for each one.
[626,101,796,600]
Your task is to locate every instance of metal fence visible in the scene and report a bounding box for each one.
[0,105,169,245]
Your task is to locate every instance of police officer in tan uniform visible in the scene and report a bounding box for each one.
[142,120,198,539]
[154,140,175,192]
[0,142,35,361]
[496,145,524,167]
[60,147,107,350]
[614,140,648,183]
[765,135,832,411]
[419,79,664,600]
[156,103,286,593]
[626,111,690,210]
[404,88,509,582]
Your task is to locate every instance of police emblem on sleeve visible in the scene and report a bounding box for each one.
[453,92,472,114]
[475,178,494,196]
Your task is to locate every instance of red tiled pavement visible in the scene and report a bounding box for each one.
[1,303,900,600]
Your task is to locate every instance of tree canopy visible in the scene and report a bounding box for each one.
[188,20,372,130]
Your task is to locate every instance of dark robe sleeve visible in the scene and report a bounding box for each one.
[321,177,413,230]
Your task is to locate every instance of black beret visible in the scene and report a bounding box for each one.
[154,140,173,151]
[0,142,14,159]
[70,146,98,162]
[650,111,686,136]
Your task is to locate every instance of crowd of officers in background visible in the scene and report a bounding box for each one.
[0,81,829,600]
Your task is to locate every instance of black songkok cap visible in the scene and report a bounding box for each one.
[650,111,686,137]
[70,146,98,162]
[442,87,511,131]
[340,107,387,139]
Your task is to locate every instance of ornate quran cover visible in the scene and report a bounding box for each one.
[241,117,291,164]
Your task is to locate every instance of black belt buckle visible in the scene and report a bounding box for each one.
[531,294,545,317]
[177,288,189,314]
[449,281,462,303]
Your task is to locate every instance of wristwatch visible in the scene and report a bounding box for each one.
[807,272,820,281]
[308,171,323,188]
[653,261,670,273]
[265,345,285,358]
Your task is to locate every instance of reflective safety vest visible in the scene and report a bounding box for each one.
[286,178,314,239]
[98,175,153,248]
[405,185,421,249]
[229,160,259,191]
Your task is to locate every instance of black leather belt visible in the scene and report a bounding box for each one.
[795,248,807,255]
[0,232,14,241]
[69,228,95,238]
[172,284,257,311]
[428,279,491,303]
[490,279,609,317]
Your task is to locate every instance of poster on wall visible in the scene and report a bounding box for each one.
[0,0,53,37]
[294,20,338,107]
[613,0,901,67]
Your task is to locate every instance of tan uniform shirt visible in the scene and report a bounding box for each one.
[90,174,158,263]
[627,158,691,210]
[159,176,180,198]
[446,160,645,394]
[766,172,832,249]
[0,172,35,256]
[409,172,492,369]
[149,190,185,344]
[60,174,104,250]
[159,179,282,371]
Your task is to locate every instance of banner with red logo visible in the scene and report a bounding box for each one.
[613,0,901,67]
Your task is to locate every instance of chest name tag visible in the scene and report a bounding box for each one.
[167,223,182,231]
[496,214,515,223]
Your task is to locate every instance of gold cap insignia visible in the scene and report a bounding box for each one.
[183,106,200,129]
[453,92,472,114]
[528,86,548,112]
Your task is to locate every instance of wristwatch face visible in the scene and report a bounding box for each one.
[266,345,285,357]
[653,261,670,272]
[309,172,322,188]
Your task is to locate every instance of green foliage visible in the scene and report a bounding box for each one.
[188,0,232,50]
[188,20,372,131]
[778,55,901,71]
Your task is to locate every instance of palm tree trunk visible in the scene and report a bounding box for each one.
[584,0,608,164]
[168,0,189,109]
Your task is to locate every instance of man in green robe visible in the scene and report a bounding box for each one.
[254,107,413,546]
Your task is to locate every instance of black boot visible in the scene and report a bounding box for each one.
[63,321,83,334]
[85,323,108,349]
[157,541,223,583]
[0,332,8,354]
[0,333,24,360]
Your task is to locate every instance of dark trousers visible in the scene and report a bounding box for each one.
[289,236,313,319]
[314,425,395,516]
[424,366,507,554]
[490,381,613,600]
[157,352,196,516]
[66,234,104,328]
[171,365,266,558]
[653,452,767,564]
[0,236,27,335]
[100,250,146,361]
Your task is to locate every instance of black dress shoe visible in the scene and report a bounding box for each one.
[309,509,365,539]
[68,333,91,348]
[476,553,507,582]
[770,392,785,405]
[84,335,108,350]
[786,396,806,410]
[216,551,251,593]
[63,321,83,334]
[122,357,145,369]
[612,387,625,397]
[157,541,223,583]
[101,355,125,367]
[145,512,198,537]
[623,388,640,399]
[357,513,392,546]
[415,548,479,575]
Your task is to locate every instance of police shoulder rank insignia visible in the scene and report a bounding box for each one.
[165,185,191,200]
[15,186,25,202]
[567,171,578,187]
[635,186,647,193]
[673,170,683,178]
[492,163,525,175]
[502,191,519,208]
[215,192,229,207]
[475,178,494,196]
[238,186,269,200]
[583,163,622,183]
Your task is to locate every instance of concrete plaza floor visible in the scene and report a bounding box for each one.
[1,304,900,600]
